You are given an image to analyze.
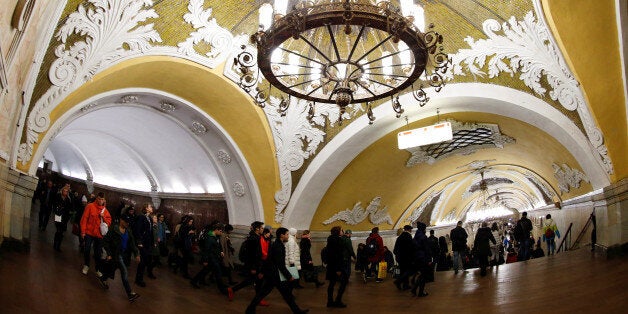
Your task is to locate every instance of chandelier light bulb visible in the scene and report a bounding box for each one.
[258,3,273,31]
[274,0,289,17]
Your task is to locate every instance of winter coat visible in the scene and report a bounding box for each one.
[263,238,293,284]
[299,237,313,266]
[450,226,468,252]
[54,194,73,225]
[366,233,385,263]
[542,218,560,241]
[220,233,235,268]
[490,229,501,249]
[199,230,223,266]
[326,234,345,279]
[393,231,416,266]
[284,228,301,270]
[241,231,263,272]
[133,214,154,252]
[80,202,111,238]
[102,223,139,265]
[474,227,496,257]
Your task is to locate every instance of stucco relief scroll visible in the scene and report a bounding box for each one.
[323,196,393,226]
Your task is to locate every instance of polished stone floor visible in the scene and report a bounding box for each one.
[0,207,626,313]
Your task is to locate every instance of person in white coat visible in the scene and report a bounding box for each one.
[285,227,303,289]
[490,222,502,266]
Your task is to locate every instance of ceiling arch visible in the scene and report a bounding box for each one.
[283,83,608,229]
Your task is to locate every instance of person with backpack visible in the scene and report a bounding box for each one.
[542,214,560,255]
[450,221,468,275]
[232,221,269,306]
[365,227,385,282]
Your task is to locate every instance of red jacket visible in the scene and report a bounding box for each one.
[80,202,111,238]
[367,233,385,263]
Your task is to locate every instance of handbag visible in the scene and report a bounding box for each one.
[279,265,300,281]
[377,261,388,280]
[99,209,108,236]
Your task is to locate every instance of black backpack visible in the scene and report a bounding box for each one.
[239,237,250,263]
[365,238,378,257]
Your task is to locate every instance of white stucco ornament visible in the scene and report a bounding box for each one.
[552,163,589,194]
[17,0,162,164]
[323,196,393,226]
[177,0,235,61]
[447,10,613,175]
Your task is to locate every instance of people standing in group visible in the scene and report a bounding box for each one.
[100,214,141,302]
[450,221,468,275]
[80,192,111,278]
[515,212,533,261]
[365,227,385,282]
[299,230,325,287]
[38,180,57,231]
[52,186,73,252]
[220,224,237,285]
[542,214,560,256]
[245,227,309,314]
[325,226,348,308]
[341,229,356,279]
[232,221,268,305]
[490,222,502,266]
[411,222,432,297]
[393,225,416,291]
[134,203,156,287]
[285,228,303,289]
[474,222,497,276]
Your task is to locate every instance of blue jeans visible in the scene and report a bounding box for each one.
[546,238,556,255]
[83,235,103,271]
[116,255,133,296]
[453,251,464,271]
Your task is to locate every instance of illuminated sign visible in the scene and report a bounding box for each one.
[398,121,453,149]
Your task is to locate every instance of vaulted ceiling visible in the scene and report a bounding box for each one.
[9,0,626,230]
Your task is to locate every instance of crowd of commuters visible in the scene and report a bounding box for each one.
[34,177,560,310]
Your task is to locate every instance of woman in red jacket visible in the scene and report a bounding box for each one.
[80,192,111,277]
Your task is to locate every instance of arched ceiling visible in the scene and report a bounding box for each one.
[10,0,625,230]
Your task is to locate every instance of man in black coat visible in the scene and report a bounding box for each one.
[516,212,533,261]
[450,221,468,275]
[245,227,308,314]
[393,225,416,290]
[232,221,265,296]
[133,203,155,286]
[326,226,348,308]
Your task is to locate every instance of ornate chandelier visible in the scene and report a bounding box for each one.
[236,0,450,124]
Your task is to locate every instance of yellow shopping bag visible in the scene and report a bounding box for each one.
[377,261,387,280]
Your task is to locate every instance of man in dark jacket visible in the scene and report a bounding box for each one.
[450,221,468,275]
[516,212,533,261]
[191,222,233,299]
[393,225,416,290]
[232,221,265,299]
[101,214,140,302]
[474,222,496,276]
[133,203,155,287]
[246,227,308,314]
[53,186,73,252]
[326,226,349,308]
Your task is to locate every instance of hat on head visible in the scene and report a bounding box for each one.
[344,229,352,234]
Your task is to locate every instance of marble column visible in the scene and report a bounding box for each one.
[0,164,38,250]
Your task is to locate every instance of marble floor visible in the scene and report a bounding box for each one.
[0,209,627,313]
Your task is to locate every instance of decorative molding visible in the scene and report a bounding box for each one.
[552,163,589,194]
[17,0,162,164]
[85,179,94,194]
[217,150,231,164]
[80,103,97,113]
[262,96,362,223]
[191,121,207,134]
[0,149,10,161]
[147,174,158,192]
[523,170,556,201]
[406,120,514,167]
[150,192,161,209]
[177,0,236,62]
[233,182,245,197]
[458,160,496,170]
[323,196,393,226]
[160,101,176,112]
[120,95,139,103]
[446,11,613,175]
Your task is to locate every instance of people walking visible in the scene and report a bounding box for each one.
[326,226,348,308]
[299,230,325,287]
[80,192,111,278]
[542,214,560,255]
[474,222,497,276]
[53,186,73,252]
[515,212,533,261]
[100,214,141,302]
[393,225,416,291]
[134,203,156,287]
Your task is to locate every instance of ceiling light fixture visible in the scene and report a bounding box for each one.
[235,0,450,124]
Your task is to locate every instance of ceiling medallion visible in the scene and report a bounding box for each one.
[191,121,207,135]
[236,0,450,124]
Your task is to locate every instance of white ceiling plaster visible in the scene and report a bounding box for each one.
[44,106,223,193]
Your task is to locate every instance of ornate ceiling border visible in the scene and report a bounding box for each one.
[445,7,613,175]
[323,196,393,226]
